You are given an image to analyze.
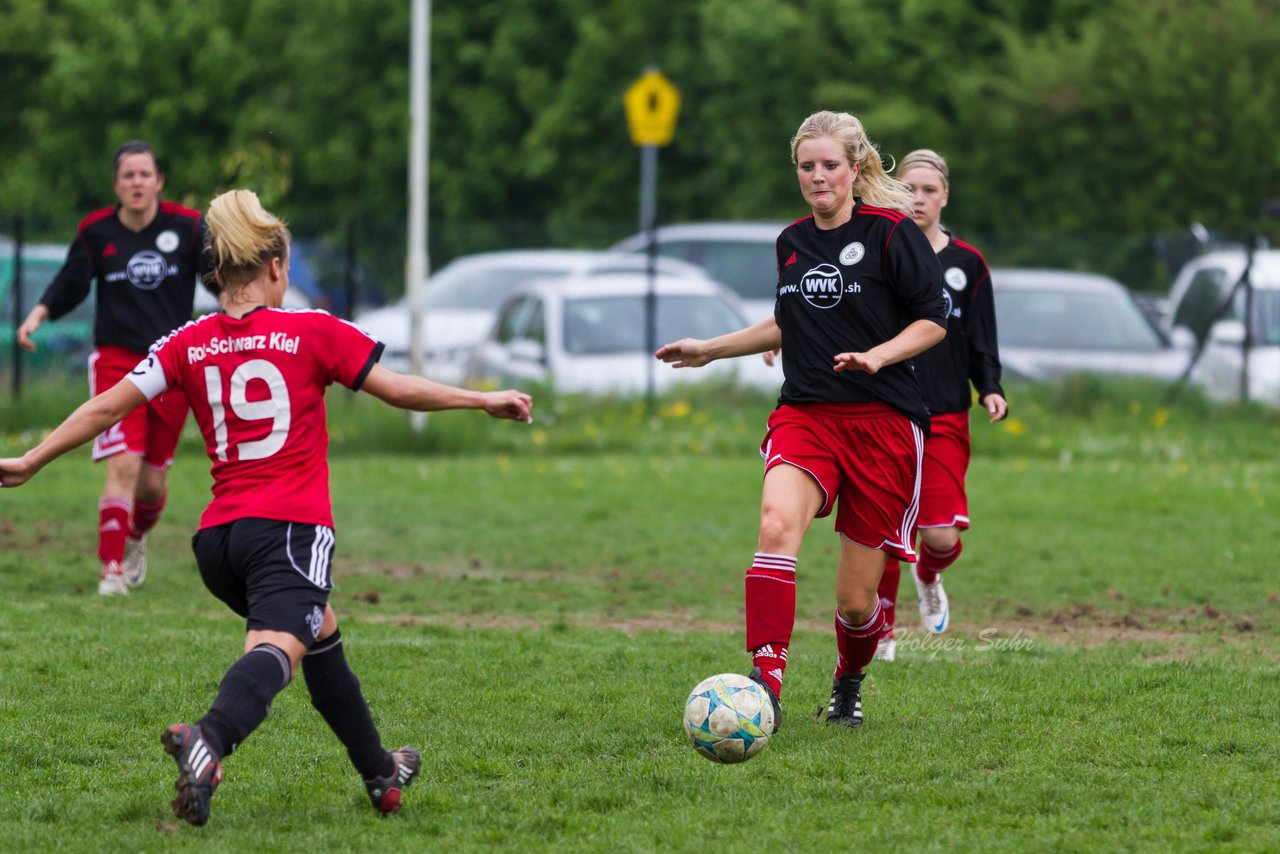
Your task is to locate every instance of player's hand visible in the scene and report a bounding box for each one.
[833,351,883,375]
[762,349,781,367]
[16,312,44,353]
[655,338,712,368]
[0,456,36,488]
[483,390,533,423]
[982,392,1009,422]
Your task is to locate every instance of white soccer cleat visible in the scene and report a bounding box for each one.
[913,570,949,634]
[122,535,148,588]
[98,561,128,596]
[873,636,897,662]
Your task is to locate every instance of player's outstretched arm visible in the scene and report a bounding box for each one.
[0,380,147,488]
[834,318,946,375]
[656,316,782,368]
[360,363,533,423]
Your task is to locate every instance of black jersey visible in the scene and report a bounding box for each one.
[912,236,1004,414]
[774,201,947,429]
[39,202,209,354]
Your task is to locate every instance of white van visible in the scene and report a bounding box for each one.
[1165,248,1280,404]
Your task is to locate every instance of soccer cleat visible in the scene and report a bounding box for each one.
[824,672,865,728]
[747,666,783,733]
[122,535,148,588]
[98,561,128,596]
[365,746,421,814]
[873,633,897,663]
[161,723,222,826]
[913,569,949,634]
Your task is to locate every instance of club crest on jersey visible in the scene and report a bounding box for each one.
[800,263,845,309]
[945,266,968,291]
[127,250,175,290]
[838,242,865,266]
[156,229,180,253]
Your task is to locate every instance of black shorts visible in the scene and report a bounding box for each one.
[192,518,335,648]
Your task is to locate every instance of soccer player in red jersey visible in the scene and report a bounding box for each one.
[873,150,1008,662]
[17,141,210,595]
[0,189,533,825]
[656,111,947,728]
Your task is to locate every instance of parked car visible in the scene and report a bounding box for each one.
[464,270,781,395]
[354,249,715,383]
[611,222,787,322]
[0,239,95,366]
[990,268,1190,382]
[1163,248,1280,403]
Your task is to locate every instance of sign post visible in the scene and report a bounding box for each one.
[624,67,680,412]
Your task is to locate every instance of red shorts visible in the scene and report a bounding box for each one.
[89,346,188,469]
[918,411,972,530]
[760,402,923,562]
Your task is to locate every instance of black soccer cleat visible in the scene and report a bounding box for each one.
[365,746,421,815]
[824,672,865,728]
[161,723,223,826]
[747,667,783,733]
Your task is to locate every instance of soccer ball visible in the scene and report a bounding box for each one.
[682,672,774,763]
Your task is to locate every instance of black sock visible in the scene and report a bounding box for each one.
[197,643,292,759]
[302,629,392,780]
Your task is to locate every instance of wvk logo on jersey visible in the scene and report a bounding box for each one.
[799,263,859,309]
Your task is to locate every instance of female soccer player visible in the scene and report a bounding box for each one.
[0,189,533,825]
[17,141,208,595]
[656,111,947,727]
[874,149,1007,661]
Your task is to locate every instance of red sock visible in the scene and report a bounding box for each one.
[877,559,900,637]
[915,538,963,586]
[834,602,885,679]
[745,552,796,697]
[129,490,167,540]
[98,498,131,565]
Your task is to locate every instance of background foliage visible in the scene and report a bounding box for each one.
[3,0,1279,291]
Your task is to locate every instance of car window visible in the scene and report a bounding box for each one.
[1172,268,1228,337]
[426,266,569,310]
[657,240,778,302]
[562,295,744,355]
[997,288,1166,351]
[525,298,546,346]
[1246,288,1280,346]
[494,297,534,343]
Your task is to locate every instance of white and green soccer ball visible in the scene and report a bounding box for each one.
[682,672,774,763]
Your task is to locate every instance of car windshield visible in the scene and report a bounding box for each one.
[997,287,1165,351]
[423,265,568,310]
[657,240,777,302]
[563,295,743,355]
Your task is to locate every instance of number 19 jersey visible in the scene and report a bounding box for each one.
[127,307,384,530]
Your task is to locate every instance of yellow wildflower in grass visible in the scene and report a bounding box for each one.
[1002,417,1028,435]
[497,454,511,473]
[1128,400,1142,415]
[1152,407,1171,429]
[660,400,691,419]
[531,428,548,445]
[583,421,600,438]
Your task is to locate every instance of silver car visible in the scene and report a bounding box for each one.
[611,222,787,323]
[991,268,1190,382]
[354,249,710,383]
[465,270,781,395]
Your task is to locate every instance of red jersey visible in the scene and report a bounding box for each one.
[126,307,384,529]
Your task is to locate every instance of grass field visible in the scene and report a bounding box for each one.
[1,378,1278,851]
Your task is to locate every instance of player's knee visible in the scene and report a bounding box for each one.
[758,505,804,553]
[922,527,960,554]
[836,591,878,624]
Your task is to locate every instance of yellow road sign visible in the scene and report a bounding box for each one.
[624,69,681,147]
